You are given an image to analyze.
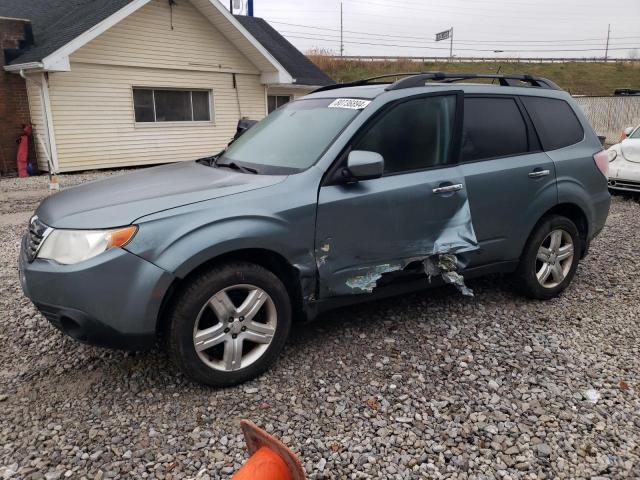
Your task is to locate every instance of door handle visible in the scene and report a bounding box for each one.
[433,183,463,194]
[528,169,550,178]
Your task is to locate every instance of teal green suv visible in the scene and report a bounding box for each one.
[19,73,610,386]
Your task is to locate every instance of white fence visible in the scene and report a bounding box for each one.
[574,96,640,145]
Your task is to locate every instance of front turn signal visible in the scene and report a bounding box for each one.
[108,225,138,248]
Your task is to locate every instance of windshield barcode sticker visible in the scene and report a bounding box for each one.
[328,98,371,110]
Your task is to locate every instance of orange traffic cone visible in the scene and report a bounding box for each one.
[232,420,306,480]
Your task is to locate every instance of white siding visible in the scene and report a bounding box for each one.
[45,0,267,172]
[70,0,259,75]
[48,63,265,172]
[24,75,50,172]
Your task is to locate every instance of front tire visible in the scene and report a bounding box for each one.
[514,215,581,300]
[167,262,292,387]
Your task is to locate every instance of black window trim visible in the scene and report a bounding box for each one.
[132,87,214,124]
[267,94,293,113]
[519,95,585,152]
[457,93,542,165]
[322,90,465,186]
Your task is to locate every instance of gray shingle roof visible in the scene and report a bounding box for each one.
[1,0,133,65]
[234,15,334,86]
[1,1,334,87]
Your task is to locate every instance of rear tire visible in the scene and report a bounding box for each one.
[167,262,292,387]
[514,215,581,300]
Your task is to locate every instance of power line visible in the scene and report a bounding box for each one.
[279,30,639,49]
[282,33,638,53]
[269,20,640,45]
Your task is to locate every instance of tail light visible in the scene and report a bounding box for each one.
[593,150,609,178]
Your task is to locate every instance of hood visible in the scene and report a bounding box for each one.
[36,161,287,229]
[621,138,640,163]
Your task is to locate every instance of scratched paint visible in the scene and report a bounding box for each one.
[316,173,480,297]
[316,238,332,267]
[340,198,479,296]
[344,263,403,293]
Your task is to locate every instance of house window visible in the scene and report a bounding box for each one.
[267,95,291,113]
[133,88,212,123]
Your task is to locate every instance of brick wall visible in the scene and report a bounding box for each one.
[0,19,32,175]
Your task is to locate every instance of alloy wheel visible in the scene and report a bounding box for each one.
[535,229,575,289]
[192,284,277,371]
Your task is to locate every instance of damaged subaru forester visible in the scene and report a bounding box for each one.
[19,73,610,386]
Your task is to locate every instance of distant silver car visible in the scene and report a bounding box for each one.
[608,125,640,193]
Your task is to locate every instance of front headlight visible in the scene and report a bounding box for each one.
[37,226,138,265]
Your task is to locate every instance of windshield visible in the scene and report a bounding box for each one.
[219,98,361,174]
[630,127,640,139]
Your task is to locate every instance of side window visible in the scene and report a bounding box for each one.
[267,95,292,113]
[521,96,584,151]
[461,97,529,162]
[353,95,456,174]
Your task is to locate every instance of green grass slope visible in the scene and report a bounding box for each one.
[308,56,640,96]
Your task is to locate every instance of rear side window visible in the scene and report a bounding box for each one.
[353,95,456,174]
[461,97,529,162]
[521,96,584,151]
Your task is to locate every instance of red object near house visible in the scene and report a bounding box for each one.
[16,123,32,177]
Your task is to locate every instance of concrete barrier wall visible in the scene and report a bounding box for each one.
[574,96,640,145]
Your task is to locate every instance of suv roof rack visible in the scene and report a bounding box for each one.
[312,71,561,93]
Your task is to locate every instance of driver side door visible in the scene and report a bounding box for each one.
[315,92,478,298]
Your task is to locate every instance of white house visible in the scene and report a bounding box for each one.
[1,0,333,173]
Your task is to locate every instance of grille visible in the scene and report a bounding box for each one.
[608,178,640,193]
[26,216,49,262]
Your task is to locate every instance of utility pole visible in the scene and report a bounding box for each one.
[449,27,454,61]
[340,2,344,56]
[229,0,232,13]
[605,24,611,61]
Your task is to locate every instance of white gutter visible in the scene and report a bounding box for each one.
[4,62,43,72]
[267,83,323,90]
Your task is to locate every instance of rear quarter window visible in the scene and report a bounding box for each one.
[521,96,584,151]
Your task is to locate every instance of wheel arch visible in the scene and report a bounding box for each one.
[156,248,312,340]
[534,203,589,257]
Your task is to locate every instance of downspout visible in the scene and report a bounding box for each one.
[19,69,59,189]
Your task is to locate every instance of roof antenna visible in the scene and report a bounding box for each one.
[168,0,177,30]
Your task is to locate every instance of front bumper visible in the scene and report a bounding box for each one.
[608,178,640,193]
[19,235,174,350]
[608,160,640,193]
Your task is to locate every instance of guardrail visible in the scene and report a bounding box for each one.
[328,56,639,63]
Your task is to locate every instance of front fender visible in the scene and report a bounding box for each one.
[139,215,315,278]
[124,183,319,281]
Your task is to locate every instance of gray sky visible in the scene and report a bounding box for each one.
[233,0,640,59]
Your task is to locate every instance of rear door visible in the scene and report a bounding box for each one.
[458,95,558,266]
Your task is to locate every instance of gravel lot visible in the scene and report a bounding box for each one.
[1,172,639,479]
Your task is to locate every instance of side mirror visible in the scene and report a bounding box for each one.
[231,118,258,143]
[623,126,635,137]
[345,150,384,181]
